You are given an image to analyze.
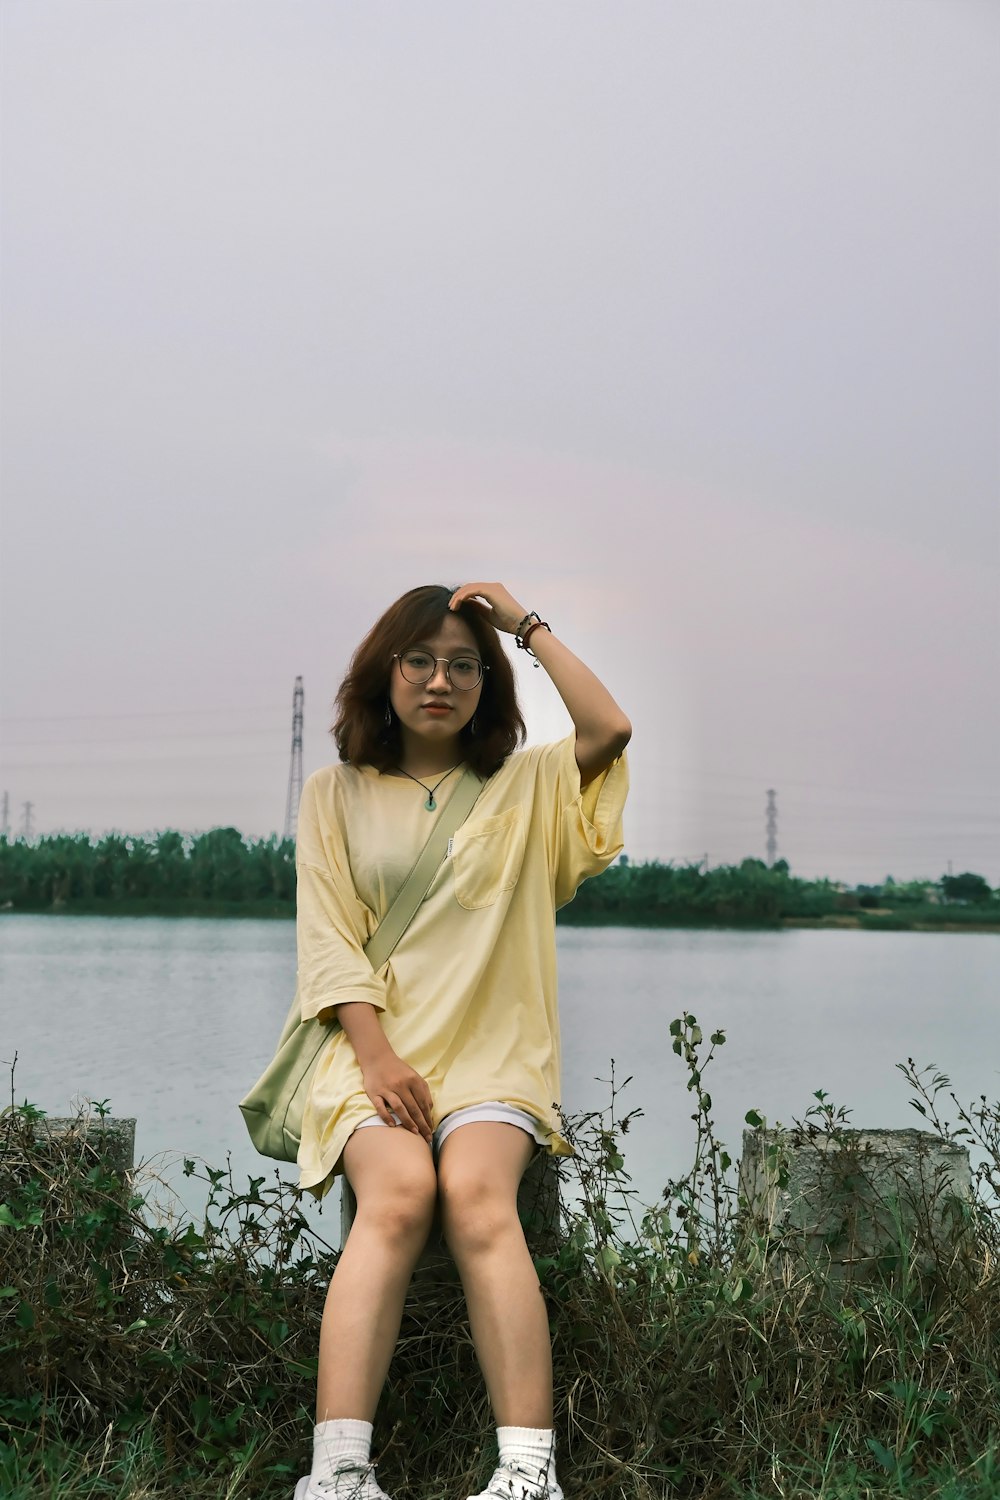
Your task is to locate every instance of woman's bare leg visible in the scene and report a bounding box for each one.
[436,1123,551,1427]
[316,1127,437,1422]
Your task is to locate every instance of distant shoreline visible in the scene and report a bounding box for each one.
[779,915,1000,933]
[2,902,998,933]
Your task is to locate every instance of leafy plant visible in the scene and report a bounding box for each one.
[2,1030,1000,1498]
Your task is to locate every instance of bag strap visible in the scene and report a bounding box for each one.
[363,766,483,973]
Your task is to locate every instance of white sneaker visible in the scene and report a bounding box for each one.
[466,1460,564,1500]
[293,1462,394,1500]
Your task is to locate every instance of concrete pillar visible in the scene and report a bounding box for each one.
[27,1115,136,1176]
[0,1112,137,1267]
[739,1126,972,1284]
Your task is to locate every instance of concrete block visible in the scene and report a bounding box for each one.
[32,1114,136,1176]
[1,1112,135,1181]
[739,1126,972,1283]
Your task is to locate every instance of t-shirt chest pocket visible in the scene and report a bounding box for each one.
[451,805,526,910]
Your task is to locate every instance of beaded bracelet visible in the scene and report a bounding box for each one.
[514,612,551,666]
[514,612,539,647]
[521,619,550,655]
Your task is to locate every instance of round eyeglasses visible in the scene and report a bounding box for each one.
[393,650,487,690]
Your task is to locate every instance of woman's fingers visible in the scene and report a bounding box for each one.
[362,1054,435,1139]
[398,1069,434,1136]
[455,596,492,622]
[415,1082,435,1135]
[370,1094,398,1128]
[451,583,502,614]
[384,1089,433,1141]
[449,583,527,633]
[405,1083,435,1141]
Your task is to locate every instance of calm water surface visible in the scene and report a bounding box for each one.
[1,915,996,1241]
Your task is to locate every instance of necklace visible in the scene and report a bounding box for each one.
[393,761,463,811]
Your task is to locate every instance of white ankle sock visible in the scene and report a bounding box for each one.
[313,1418,373,1484]
[497,1426,558,1488]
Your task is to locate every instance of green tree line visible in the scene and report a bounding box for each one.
[564,858,998,925]
[0,830,296,916]
[1,831,996,925]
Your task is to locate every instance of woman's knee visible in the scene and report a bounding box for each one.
[437,1166,521,1255]
[345,1135,437,1243]
[356,1177,436,1243]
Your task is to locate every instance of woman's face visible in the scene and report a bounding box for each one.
[388,612,484,753]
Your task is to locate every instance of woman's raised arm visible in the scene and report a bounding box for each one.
[449,582,631,784]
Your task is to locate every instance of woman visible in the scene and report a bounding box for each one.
[293,582,630,1500]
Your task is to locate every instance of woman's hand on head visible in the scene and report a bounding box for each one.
[449,583,530,635]
[362,1051,435,1142]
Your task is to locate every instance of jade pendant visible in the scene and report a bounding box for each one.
[425,794,436,811]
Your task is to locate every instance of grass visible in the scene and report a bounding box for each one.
[2,1023,999,1498]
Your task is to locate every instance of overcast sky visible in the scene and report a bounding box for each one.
[1,0,997,887]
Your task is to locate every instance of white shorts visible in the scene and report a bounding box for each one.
[353,1099,547,1156]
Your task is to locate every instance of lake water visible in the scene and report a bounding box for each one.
[1,914,996,1246]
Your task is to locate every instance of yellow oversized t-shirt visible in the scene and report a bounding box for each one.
[294,733,629,1199]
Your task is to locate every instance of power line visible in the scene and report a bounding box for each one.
[2,713,994,799]
[5,754,994,822]
[0,750,287,771]
[1,728,290,751]
[664,765,997,801]
[0,703,289,725]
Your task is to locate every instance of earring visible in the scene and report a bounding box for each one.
[470,714,478,736]
[384,701,393,728]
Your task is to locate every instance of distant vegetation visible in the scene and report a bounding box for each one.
[0,831,997,928]
[0,830,295,917]
[563,859,999,929]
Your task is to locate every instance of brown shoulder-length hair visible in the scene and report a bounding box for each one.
[332,585,526,777]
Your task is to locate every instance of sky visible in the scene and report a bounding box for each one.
[1,0,998,887]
